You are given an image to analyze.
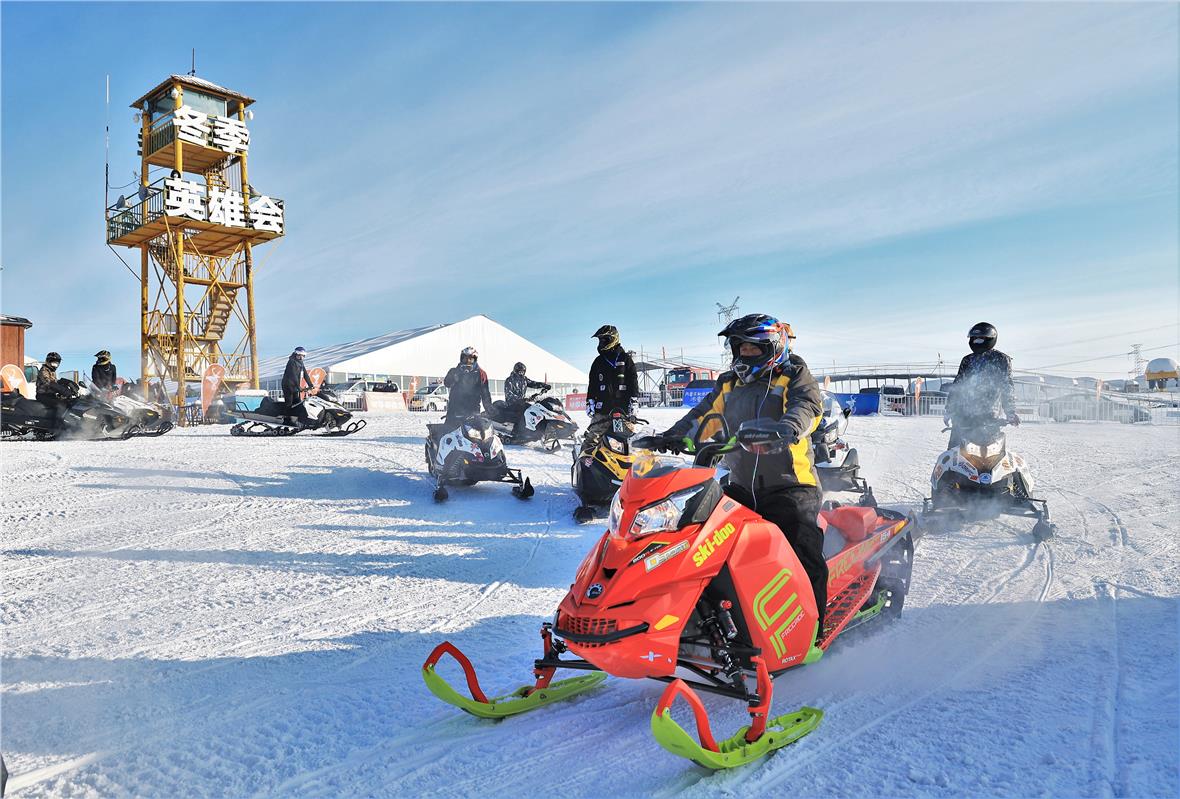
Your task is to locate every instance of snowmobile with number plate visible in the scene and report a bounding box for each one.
[923,415,1055,540]
[423,416,918,770]
[425,414,534,502]
[228,386,365,437]
[489,392,578,451]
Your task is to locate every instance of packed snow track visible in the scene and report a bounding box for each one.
[2,413,1177,797]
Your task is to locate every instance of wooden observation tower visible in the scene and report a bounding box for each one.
[106,74,284,417]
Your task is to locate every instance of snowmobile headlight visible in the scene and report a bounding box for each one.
[627,486,706,539]
[984,441,1004,458]
[962,443,982,457]
[464,423,487,441]
[605,436,627,454]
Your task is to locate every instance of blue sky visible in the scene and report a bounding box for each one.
[2,2,1177,379]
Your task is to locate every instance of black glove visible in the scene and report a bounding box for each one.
[736,419,796,452]
[542,384,552,392]
[1007,412,1021,427]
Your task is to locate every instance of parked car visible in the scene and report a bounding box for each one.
[1042,393,1151,423]
[408,383,449,413]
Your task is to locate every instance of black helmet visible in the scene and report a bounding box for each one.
[968,322,998,354]
[719,314,789,384]
[45,352,62,366]
[592,325,620,353]
[513,362,526,374]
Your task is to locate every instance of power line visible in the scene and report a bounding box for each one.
[1028,342,1179,371]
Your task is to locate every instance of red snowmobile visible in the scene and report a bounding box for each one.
[423,419,918,769]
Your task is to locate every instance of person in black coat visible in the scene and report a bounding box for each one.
[282,347,313,421]
[91,351,117,394]
[579,325,640,455]
[944,322,1018,446]
[443,346,494,423]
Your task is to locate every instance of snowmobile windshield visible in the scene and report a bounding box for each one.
[630,451,698,480]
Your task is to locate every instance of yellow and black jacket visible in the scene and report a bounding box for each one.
[666,355,823,493]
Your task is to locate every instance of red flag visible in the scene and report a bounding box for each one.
[201,364,226,414]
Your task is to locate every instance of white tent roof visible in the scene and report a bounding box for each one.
[259,315,585,385]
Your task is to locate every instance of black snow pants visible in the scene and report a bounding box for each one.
[725,483,827,632]
[282,388,307,421]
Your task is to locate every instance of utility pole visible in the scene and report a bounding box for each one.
[715,296,740,363]
[1130,344,1145,381]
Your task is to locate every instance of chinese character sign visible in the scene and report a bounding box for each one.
[169,105,251,154]
[165,178,207,221]
[211,117,250,153]
[248,195,284,233]
[172,105,210,145]
[208,188,247,227]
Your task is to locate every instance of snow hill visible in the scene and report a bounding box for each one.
[2,412,1177,797]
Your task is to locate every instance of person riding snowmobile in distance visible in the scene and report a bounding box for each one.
[444,346,494,423]
[504,362,550,414]
[660,314,829,630]
[35,352,70,424]
[580,325,640,456]
[91,350,117,396]
[282,347,314,424]
[944,322,1018,447]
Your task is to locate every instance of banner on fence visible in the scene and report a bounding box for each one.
[566,393,588,412]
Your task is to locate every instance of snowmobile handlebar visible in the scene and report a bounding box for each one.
[631,435,739,467]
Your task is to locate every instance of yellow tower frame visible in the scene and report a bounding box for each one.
[107,74,284,420]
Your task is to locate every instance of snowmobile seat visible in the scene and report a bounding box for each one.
[818,506,879,543]
[257,396,285,416]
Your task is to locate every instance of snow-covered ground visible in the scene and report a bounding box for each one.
[2,412,1178,798]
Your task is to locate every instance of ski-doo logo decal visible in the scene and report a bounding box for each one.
[979,473,991,484]
[692,522,736,567]
[644,540,689,572]
[586,583,604,599]
[752,569,801,660]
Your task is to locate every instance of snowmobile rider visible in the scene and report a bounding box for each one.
[660,314,829,631]
[944,322,1018,447]
[282,347,314,423]
[443,346,494,424]
[35,352,71,424]
[505,363,550,411]
[91,351,117,395]
[580,325,640,456]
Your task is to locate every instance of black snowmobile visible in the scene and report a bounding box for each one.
[425,414,534,502]
[1,379,137,441]
[488,392,578,450]
[229,386,365,437]
[572,410,642,523]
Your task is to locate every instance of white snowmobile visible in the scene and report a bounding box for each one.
[229,386,366,437]
[489,392,578,451]
[110,391,173,437]
[813,393,874,505]
[923,416,1055,541]
[425,414,534,502]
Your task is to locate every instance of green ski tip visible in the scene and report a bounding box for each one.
[422,666,606,719]
[651,705,823,770]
